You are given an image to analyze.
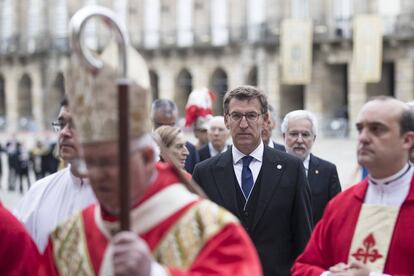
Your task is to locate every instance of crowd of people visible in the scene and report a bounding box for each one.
[0,40,414,276]
[0,137,59,193]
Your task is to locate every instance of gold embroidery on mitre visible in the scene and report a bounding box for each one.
[152,200,238,269]
[51,213,94,275]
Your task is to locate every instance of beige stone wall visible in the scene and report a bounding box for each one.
[1,0,414,138]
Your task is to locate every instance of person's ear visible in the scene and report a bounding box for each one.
[403,131,414,150]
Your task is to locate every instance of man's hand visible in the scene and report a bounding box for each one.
[112,231,152,276]
[329,261,370,276]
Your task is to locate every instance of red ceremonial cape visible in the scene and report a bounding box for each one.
[40,163,262,276]
[292,177,414,276]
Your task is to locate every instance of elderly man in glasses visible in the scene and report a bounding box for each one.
[193,85,313,276]
[14,97,96,253]
[281,110,341,225]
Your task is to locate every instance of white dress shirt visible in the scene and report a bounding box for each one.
[232,141,264,191]
[208,142,227,158]
[14,165,97,252]
[303,154,310,176]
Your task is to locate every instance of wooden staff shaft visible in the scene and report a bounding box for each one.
[118,81,130,231]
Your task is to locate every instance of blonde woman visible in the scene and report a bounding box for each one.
[154,125,189,170]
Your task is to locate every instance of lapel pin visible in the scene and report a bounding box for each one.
[277,164,282,170]
[315,170,319,174]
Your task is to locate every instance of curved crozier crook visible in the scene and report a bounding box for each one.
[69,5,129,78]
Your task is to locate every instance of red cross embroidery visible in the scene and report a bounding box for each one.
[351,233,383,264]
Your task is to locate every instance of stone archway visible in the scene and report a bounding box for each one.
[45,72,65,127]
[209,68,228,115]
[149,70,159,101]
[247,66,258,86]
[0,75,6,129]
[17,74,33,130]
[175,69,193,117]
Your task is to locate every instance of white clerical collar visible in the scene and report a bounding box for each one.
[68,164,89,187]
[232,141,264,164]
[365,163,413,206]
[208,142,227,157]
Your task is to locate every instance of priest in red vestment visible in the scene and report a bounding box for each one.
[0,202,40,275]
[292,97,414,276]
[39,41,262,276]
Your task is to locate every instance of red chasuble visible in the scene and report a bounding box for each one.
[0,202,40,275]
[39,163,262,276]
[292,178,414,276]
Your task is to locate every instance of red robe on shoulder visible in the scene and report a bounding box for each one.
[0,202,40,275]
[292,178,414,276]
[40,163,262,276]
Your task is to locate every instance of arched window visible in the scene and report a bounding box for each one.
[46,73,65,127]
[0,75,6,129]
[247,66,258,86]
[210,68,228,115]
[175,69,193,116]
[149,70,159,101]
[18,74,33,129]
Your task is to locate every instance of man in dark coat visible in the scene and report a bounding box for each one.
[281,109,341,225]
[193,86,313,276]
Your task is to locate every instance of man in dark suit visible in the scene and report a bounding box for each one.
[262,104,285,152]
[151,99,199,173]
[281,110,341,225]
[198,116,230,162]
[193,86,313,276]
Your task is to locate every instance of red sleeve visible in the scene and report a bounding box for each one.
[37,239,60,276]
[167,223,262,276]
[0,205,40,276]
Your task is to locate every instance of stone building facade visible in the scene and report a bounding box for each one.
[1,0,414,137]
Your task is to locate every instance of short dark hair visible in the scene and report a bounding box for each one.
[151,99,178,119]
[401,107,414,135]
[223,85,268,115]
[60,96,68,107]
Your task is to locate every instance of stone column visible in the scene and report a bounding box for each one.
[395,58,414,102]
[30,63,44,131]
[5,65,18,132]
[305,60,326,133]
[348,62,367,138]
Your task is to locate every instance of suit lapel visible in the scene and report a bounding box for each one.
[213,149,240,217]
[252,147,285,230]
[307,154,319,189]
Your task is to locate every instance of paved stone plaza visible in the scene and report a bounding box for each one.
[0,136,359,211]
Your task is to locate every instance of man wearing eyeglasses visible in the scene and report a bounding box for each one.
[193,85,313,276]
[14,97,96,253]
[281,110,341,225]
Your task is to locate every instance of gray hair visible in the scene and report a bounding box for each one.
[281,110,318,135]
[150,99,178,119]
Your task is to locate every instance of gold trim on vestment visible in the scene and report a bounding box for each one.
[152,200,238,269]
[51,213,94,275]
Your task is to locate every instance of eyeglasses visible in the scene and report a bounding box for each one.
[228,112,263,122]
[52,121,75,132]
[287,131,313,140]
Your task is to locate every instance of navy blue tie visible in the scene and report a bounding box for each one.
[241,156,254,199]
